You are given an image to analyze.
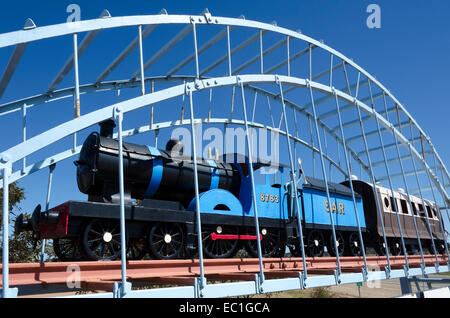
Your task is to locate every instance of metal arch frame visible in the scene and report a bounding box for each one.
[0,13,447,193]
[1,13,449,298]
[1,74,448,202]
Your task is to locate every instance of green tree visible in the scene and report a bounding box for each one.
[0,182,55,262]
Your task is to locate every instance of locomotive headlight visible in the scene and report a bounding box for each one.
[216,226,223,234]
[261,228,267,236]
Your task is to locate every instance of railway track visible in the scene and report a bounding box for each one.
[1,255,448,292]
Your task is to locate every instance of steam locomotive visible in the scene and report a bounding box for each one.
[16,120,446,261]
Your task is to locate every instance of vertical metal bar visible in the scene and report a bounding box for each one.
[114,107,127,295]
[230,86,235,121]
[188,89,206,291]
[308,44,312,80]
[286,36,290,77]
[21,104,26,174]
[408,120,439,266]
[425,169,450,265]
[40,164,56,264]
[293,107,299,165]
[150,81,154,129]
[322,126,332,180]
[353,72,392,272]
[138,25,146,96]
[192,23,200,79]
[383,95,426,269]
[277,79,308,279]
[307,80,341,276]
[208,88,213,122]
[329,54,333,88]
[226,26,232,76]
[259,30,264,74]
[73,33,80,150]
[342,62,351,95]
[239,81,265,286]
[266,96,276,129]
[2,164,11,297]
[308,117,316,178]
[332,90,368,274]
[367,80,409,269]
[251,91,258,123]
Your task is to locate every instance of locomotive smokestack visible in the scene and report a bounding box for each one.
[99,119,116,138]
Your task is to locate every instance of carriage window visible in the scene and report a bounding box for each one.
[418,203,425,217]
[425,206,433,219]
[390,197,397,212]
[384,197,390,208]
[412,203,418,216]
[400,199,409,214]
[431,208,437,219]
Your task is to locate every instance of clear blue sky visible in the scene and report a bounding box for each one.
[0,1,449,232]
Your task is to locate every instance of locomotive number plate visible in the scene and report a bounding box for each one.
[260,193,279,203]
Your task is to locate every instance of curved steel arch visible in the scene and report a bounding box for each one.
[0,12,449,298]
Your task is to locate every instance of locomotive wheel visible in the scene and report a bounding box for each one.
[53,237,84,261]
[148,222,185,260]
[347,232,363,257]
[244,227,285,258]
[327,231,345,257]
[81,218,122,261]
[305,230,325,257]
[436,241,446,255]
[389,239,402,256]
[127,238,148,260]
[375,237,388,256]
[202,226,240,259]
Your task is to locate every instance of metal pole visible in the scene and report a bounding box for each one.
[40,164,56,263]
[424,158,450,265]
[259,30,264,74]
[226,26,232,76]
[138,25,146,96]
[73,33,80,150]
[239,81,265,288]
[277,79,308,279]
[352,72,392,272]
[114,106,128,296]
[188,89,206,293]
[307,80,341,277]
[2,163,11,297]
[192,23,200,79]
[384,96,426,269]
[22,104,26,174]
[332,90,368,275]
[367,79,409,270]
[408,120,439,266]
[286,36,290,77]
[308,117,315,178]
